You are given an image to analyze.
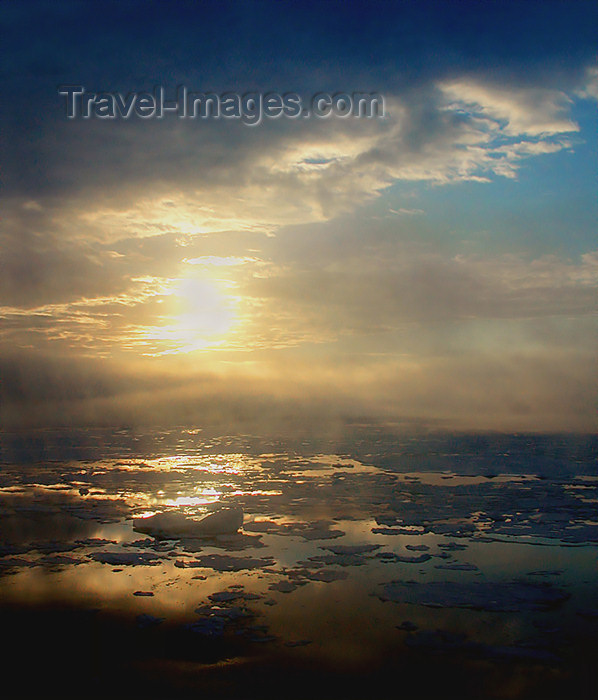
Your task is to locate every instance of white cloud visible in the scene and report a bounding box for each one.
[576,65,598,101]
[438,80,578,136]
[389,208,424,215]
[1,74,585,245]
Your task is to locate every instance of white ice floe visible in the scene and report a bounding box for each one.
[174,554,275,571]
[133,505,243,539]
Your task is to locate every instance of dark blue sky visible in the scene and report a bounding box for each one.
[2,0,597,202]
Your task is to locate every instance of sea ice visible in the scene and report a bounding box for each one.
[269,580,298,593]
[0,556,34,573]
[285,639,312,647]
[371,527,427,536]
[307,553,368,567]
[174,554,275,571]
[40,554,82,567]
[246,634,276,643]
[405,629,560,663]
[134,505,243,539]
[301,568,348,583]
[75,538,117,548]
[396,621,419,632]
[186,618,225,637]
[209,591,242,602]
[375,552,431,564]
[379,580,570,612]
[136,614,164,628]
[243,520,280,533]
[90,551,163,566]
[320,544,381,555]
[396,553,432,564]
[297,521,346,541]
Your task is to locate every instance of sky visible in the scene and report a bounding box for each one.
[0,0,597,433]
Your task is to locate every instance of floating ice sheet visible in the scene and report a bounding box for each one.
[133,506,243,539]
[174,554,275,571]
[380,580,570,612]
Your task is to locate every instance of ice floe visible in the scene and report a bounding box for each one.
[396,620,418,631]
[133,505,244,539]
[307,553,369,567]
[136,613,164,628]
[174,554,275,571]
[301,568,348,583]
[269,580,299,593]
[404,629,561,663]
[375,552,432,564]
[379,580,570,612]
[90,551,164,566]
[320,544,381,555]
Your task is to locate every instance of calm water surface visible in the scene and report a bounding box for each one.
[1,428,597,698]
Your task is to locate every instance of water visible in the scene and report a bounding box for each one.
[0,428,597,698]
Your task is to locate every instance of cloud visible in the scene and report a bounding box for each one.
[234,249,598,347]
[2,199,597,359]
[577,65,598,101]
[1,2,596,434]
[438,80,578,136]
[390,208,424,216]
[1,73,584,256]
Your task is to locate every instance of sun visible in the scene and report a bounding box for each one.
[142,277,236,355]
[176,278,233,334]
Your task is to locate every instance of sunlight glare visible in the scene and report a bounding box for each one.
[143,277,236,355]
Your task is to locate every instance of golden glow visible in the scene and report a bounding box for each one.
[141,455,248,473]
[142,277,237,355]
